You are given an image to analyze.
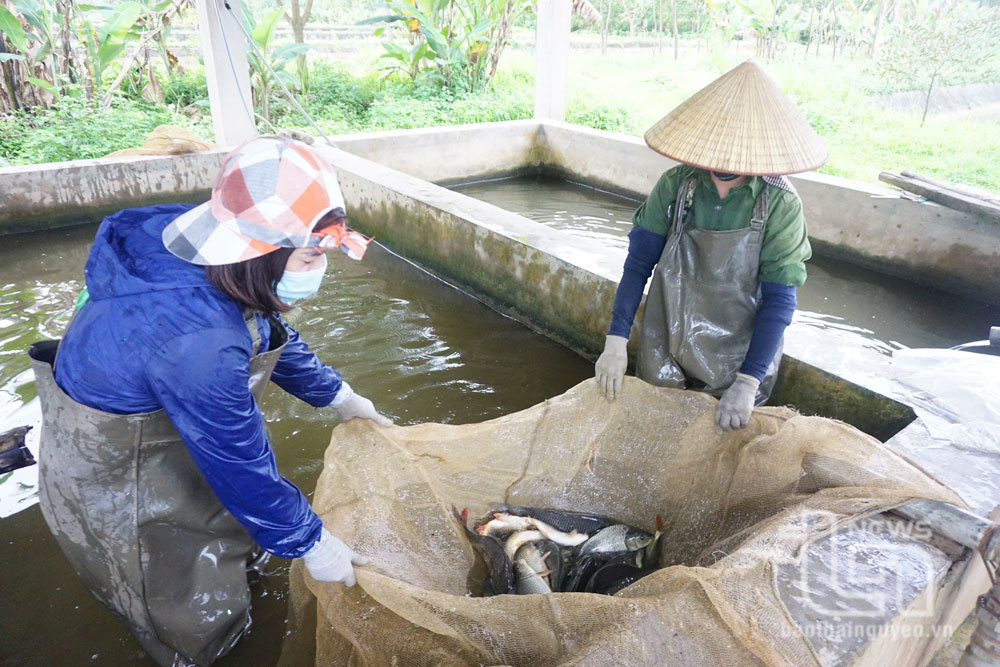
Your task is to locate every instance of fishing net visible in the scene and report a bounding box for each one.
[285,377,962,666]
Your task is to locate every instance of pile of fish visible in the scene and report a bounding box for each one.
[453,505,664,596]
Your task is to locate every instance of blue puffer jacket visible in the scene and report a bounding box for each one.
[55,204,338,558]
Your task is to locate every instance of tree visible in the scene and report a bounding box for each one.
[283,0,314,90]
[876,0,1000,125]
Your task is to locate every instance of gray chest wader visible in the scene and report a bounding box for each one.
[637,177,782,403]
[28,313,288,667]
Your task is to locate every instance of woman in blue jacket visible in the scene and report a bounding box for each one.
[28,137,387,666]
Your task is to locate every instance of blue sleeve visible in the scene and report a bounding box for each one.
[269,317,346,407]
[144,328,323,559]
[608,226,667,338]
[740,282,797,382]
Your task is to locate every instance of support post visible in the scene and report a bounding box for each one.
[534,0,571,121]
[196,0,257,146]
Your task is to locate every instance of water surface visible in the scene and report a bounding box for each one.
[452,174,999,352]
[0,220,592,665]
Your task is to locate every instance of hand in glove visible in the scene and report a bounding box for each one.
[334,392,393,427]
[595,335,629,401]
[715,373,760,431]
[303,528,369,586]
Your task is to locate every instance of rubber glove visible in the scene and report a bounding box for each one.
[303,528,369,586]
[715,373,760,431]
[595,335,629,401]
[335,393,393,427]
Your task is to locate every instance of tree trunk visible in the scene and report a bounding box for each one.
[0,34,24,112]
[285,0,314,90]
[695,2,700,51]
[672,0,678,60]
[869,0,884,56]
[619,0,637,36]
[656,0,663,55]
[921,71,936,127]
[487,0,515,79]
[830,0,837,61]
[805,7,814,55]
[600,0,613,56]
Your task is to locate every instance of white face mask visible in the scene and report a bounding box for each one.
[275,254,328,303]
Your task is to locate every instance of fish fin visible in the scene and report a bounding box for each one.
[656,515,665,531]
[451,505,467,528]
[461,508,468,524]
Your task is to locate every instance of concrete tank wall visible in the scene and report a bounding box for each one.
[0,150,228,235]
[4,121,996,307]
[338,120,1000,306]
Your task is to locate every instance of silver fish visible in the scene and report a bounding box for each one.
[515,559,552,594]
[504,529,543,561]
[576,524,652,558]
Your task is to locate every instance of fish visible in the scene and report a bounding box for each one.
[575,524,653,559]
[476,512,536,537]
[504,529,543,561]
[584,558,649,595]
[482,512,590,548]
[514,558,552,595]
[532,518,589,548]
[561,554,600,593]
[638,515,666,569]
[535,540,565,592]
[497,505,619,535]
[452,506,514,596]
[514,543,548,574]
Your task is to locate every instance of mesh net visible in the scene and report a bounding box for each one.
[285,378,962,667]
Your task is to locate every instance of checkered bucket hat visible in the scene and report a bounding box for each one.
[162,136,371,265]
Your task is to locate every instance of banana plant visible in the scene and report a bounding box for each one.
[376,40,431,80]
[239,6,314,125]
[74,2,143,98]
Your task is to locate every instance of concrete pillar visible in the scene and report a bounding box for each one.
[196,0,257,146]
[534,0,571,121]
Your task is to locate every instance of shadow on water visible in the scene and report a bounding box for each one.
[0,220,592,665]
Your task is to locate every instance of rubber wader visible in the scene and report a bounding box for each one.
[637,176,781,403]
[28,312,288,667]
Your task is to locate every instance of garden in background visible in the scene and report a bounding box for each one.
[0,0,998,191]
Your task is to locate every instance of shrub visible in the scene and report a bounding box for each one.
[566,101,637,134]
[163,69,209,108]
[0,112,31,162]
[7,94,196,164]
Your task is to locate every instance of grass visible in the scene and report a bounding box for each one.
[2,33,998,193]
[498,40,1000,191]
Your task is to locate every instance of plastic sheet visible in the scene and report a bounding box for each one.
[890,348,1000,452]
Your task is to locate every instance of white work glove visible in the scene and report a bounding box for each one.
[595,335,629,401]
[334,392,393,427]
[303,528,369,586]
[715,373,761,431]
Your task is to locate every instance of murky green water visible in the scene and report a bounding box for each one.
[0,221,592,666]
[452,175,1000,351]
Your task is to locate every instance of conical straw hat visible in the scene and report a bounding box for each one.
[644,60,828,175]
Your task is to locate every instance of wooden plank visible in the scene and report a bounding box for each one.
[879,171,1000,221]
[901,170,1000,207]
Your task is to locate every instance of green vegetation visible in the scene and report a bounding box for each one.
[0,0,997,191]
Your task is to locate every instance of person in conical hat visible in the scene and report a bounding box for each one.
[29,137,388,666]
[595,60,827,430]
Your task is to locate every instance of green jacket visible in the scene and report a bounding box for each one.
[632,165,811,286]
